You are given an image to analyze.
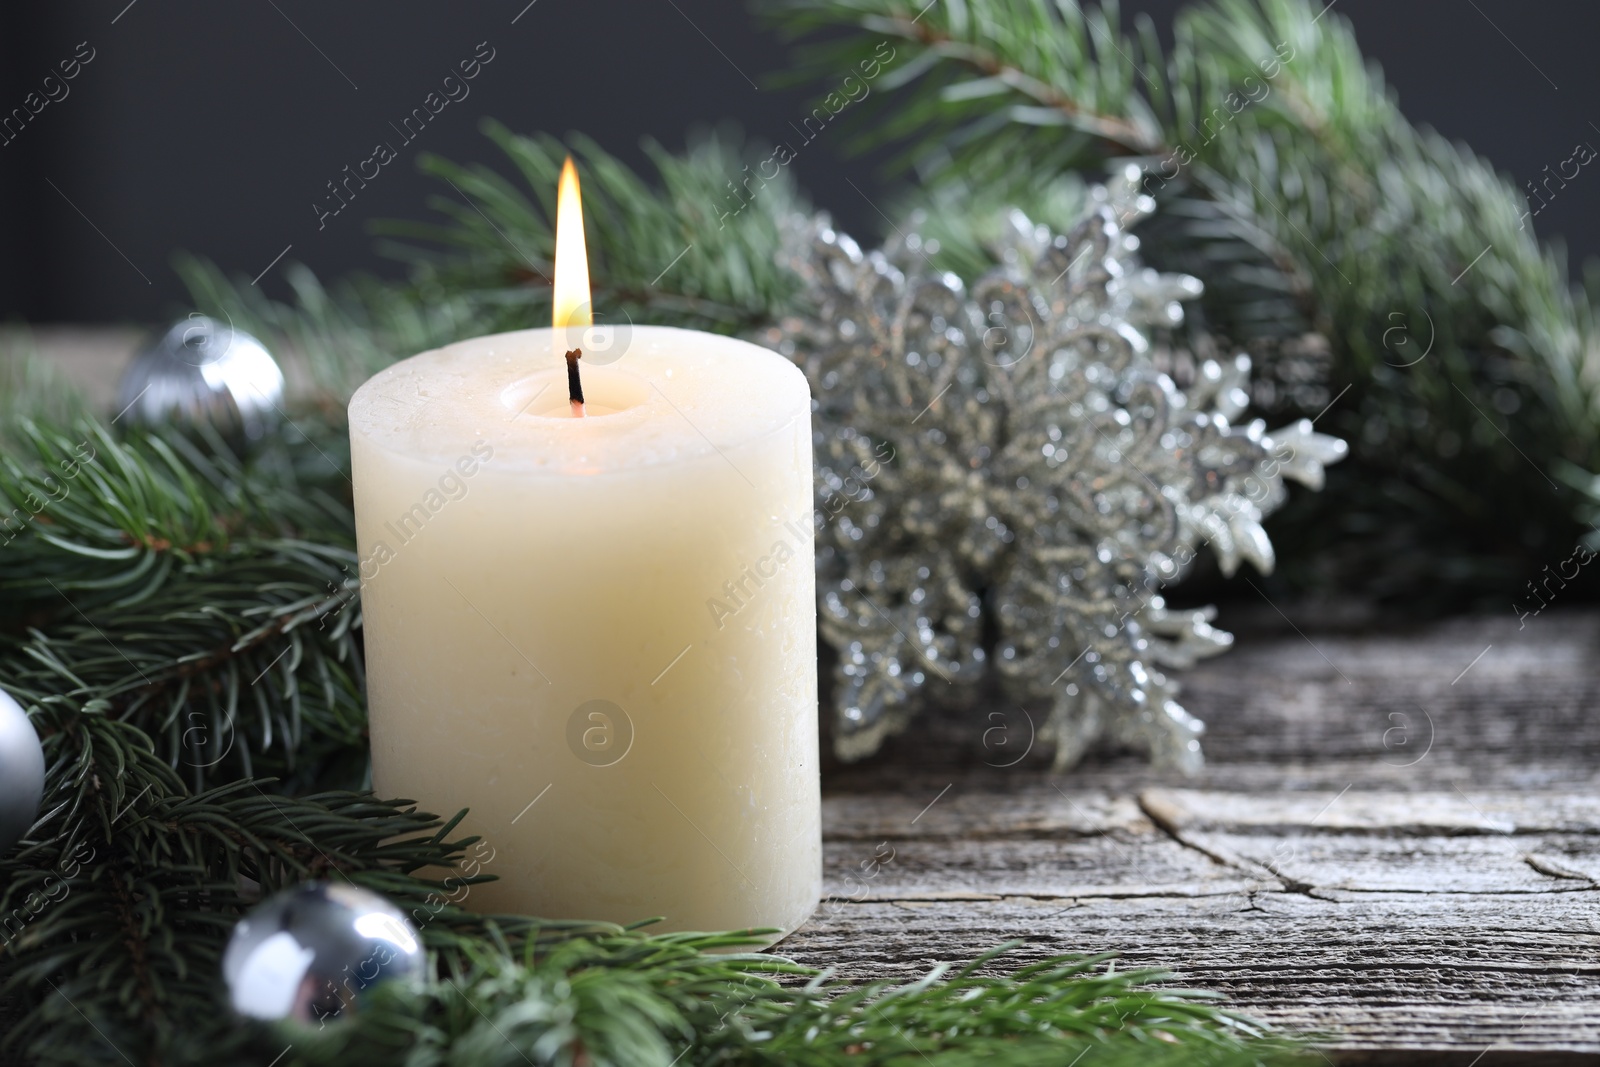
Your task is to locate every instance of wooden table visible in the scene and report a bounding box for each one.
[785,608,1600,1065]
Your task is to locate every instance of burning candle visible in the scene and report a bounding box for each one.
[348,159,820,938]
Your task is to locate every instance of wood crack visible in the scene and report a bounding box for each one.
[1138,790,1281,875]
[1525,853,1598,883]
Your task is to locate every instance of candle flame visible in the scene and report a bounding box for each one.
[553,156,591,332]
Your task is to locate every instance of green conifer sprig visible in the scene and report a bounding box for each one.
[763,0,1600,603]
[379,123,807,335]
[175,256,497,404]
[1,421,365,791]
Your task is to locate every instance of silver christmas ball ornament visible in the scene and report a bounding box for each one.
[223,881,424,1025]
[117,316,284,442]
[0,689,45,855]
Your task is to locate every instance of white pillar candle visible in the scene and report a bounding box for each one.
[348,325,820,939]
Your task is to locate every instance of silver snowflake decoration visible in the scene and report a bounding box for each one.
[759,165,1347,771]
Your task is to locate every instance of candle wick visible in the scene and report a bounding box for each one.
[565,348,585,418]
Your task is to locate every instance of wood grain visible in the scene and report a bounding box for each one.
[793,610,1600,1064]
[783,895,1600,1063]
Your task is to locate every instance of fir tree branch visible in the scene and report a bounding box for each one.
[1,421,366,792]
[380,122,808,335]
[765,0,1597,605]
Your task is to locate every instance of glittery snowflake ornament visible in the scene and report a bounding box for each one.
[762,165,1347,771]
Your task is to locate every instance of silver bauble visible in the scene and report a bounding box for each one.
[116,316,284,442]
[223,881,424,1025]
[0,689,45,855]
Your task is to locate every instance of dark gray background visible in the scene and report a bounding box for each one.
[2,0,1596,323]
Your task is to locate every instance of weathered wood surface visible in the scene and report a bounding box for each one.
[789,608,1600,1064]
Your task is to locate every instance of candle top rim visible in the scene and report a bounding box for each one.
[348,325,811,475]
